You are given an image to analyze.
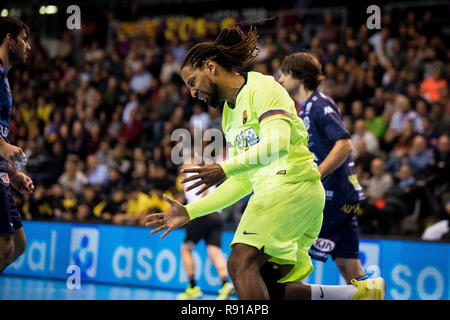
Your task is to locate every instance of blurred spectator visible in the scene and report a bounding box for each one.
[408,135,433,174]
[122,92,139,124]
[365,158,393,202]
[101,188,128,223]
[154,84,180,121]
[430,102,450,135]
[421,116,440,149]
[25,138,50,185]
[351,119,380,158]
[367,87,386,117]
[129,61,153,95]
[118,106,143,146]
[102,167,126,196]
[45,139,67,185]
[58,157,88,194]
[385,95,423,145]
[160,52,181,84]
[364,105,387,140]
[86,154,109,186]
[189,103,210,132]
[114,188,152,225]
[48,184,72,221]
[26,185,53,220]
[102,77,120,115]
[354,139,376,173]
[426,134,450,186]
[96,140,111,165]
[319,13,339,46]
[131,160,149,191]
[420,62,447,103]
[366,164,420,234]
[67,120,88,160]
[76,185,103,222]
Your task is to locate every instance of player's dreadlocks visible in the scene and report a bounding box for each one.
[182,25,260,72]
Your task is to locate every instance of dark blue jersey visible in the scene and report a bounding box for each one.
[0,64,12,172]
[298,90,364,205]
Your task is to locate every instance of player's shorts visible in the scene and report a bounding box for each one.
[0,172,23,235]
[184,211,223,247]
[231,176,325,284]
[308,201,361,262]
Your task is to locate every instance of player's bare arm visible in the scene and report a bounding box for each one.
[318,138,353,179]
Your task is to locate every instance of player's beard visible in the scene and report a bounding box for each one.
[9,43,27,65]
[207,82,221,108]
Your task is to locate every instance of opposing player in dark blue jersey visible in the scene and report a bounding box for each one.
[0,17,34,274]
[279,52,373,285]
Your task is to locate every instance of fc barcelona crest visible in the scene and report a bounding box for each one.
[243,110,248,124]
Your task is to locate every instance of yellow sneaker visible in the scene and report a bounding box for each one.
[350,277,386,300]
[217,282,234,300]
[177,286,203,300]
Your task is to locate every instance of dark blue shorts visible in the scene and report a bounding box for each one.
[0,172,23,235]
[308,201,361,262]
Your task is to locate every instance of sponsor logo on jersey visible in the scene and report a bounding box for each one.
[235,127,260,151]
[323,106,334,115]
[340,203,363,215]
[313,238,336,252]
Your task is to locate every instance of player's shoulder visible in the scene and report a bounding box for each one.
[246,71,270,88]
[309,91,338,114]
[248,71,285,91]
[246,72,290,109]
[312,91,337,107]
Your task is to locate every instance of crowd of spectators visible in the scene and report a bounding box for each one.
[7,6,450,239]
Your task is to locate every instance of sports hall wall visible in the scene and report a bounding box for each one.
[4,221,449,300]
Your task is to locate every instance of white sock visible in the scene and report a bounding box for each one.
[310,284,358,300]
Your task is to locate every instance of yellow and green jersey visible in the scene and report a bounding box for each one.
[220,71,320,191]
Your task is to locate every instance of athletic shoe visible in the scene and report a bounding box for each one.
[217,282,234,300]
[177,286,203,300]
[350,277,386,300]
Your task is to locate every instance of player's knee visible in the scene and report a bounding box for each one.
[206,244,221,258]
[181,242,194,253]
